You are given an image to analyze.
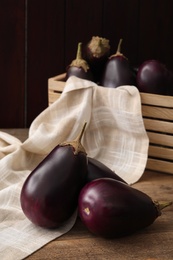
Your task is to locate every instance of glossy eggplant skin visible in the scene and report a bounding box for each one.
[78,178,159,238]
[87,157,127,184]
[136,60,169,95]
[20,145,87,229]
[66,66,94,81]
[100,55,136,88]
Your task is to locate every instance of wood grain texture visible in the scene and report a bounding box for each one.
[26,0,65,127]
[146,159,173,175]
[141,93,173,107]
[147,132,173,147]
[0,0,25,127]
[138,0,173,69]
[148,145,173,160]
[142,106,173,120]
[143,118,173,134]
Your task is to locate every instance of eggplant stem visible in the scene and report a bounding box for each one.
[110,38,127,59]
[60,122,87,155]
[116,38,123,54]
[70,42,89,72]
[75,122,87,143]
[76,42,82,60]
[154,200,172,216]
[158,201,172,210]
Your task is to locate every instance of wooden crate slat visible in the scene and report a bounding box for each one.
[48,91,62,104]
[53,73,66,81]
[146,158,173,174]
[48,75,65,92]
[140,92,173,107]
[148,145,173,160]
[147,132,173,147]
[48,83,64,92]
[143,118,173,134]
[142,105,173,120]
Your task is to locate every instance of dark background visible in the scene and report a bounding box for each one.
[0,0,173,128]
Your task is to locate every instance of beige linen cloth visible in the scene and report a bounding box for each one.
[0,76,149,260]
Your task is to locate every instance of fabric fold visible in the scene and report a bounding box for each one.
[0,76,149,260]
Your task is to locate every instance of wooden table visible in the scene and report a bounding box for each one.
[2,129,173,260]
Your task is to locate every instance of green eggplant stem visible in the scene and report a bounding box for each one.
[60,122,87,155]
[74,122,87,143]
[76,42,82,60]
[110,38,126,59]
[154,200,172,216]
[70,42,89,72]
[116,38,123,54]
[157,201,172,211]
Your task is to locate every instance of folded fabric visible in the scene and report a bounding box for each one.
[0,76,149,260]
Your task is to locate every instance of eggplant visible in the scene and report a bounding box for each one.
[87,157,127,184]
[100,39,136,88]
[78,178,172,238]
[20,123,88,229]
[84,36,110,83]
[66,42,94,81]
[136,59,171,95]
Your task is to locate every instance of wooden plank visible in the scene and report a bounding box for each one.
[141,92,173,107]
[148,145,173,160]
[0,0,25,127]
[146,158,173,174]
[48,74,66,92]
[143,118,173,134]
[52,73,66,82]
[26,0,65,127]
[147,132,173,147]
[48,91,62,105]
[142,105,173,120]
[48,77,65,106]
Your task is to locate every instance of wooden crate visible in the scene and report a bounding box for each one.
[48,73,66,105]
[48,74,173,174]
[141,93,173,174]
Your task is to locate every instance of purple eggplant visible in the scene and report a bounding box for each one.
[66,42,94,81]
[84,36,110,83]
[78,178,172,238]
[136,59,171,95]
[87,157,127,184]
[20,123,88,229]
[100,39,136,88]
